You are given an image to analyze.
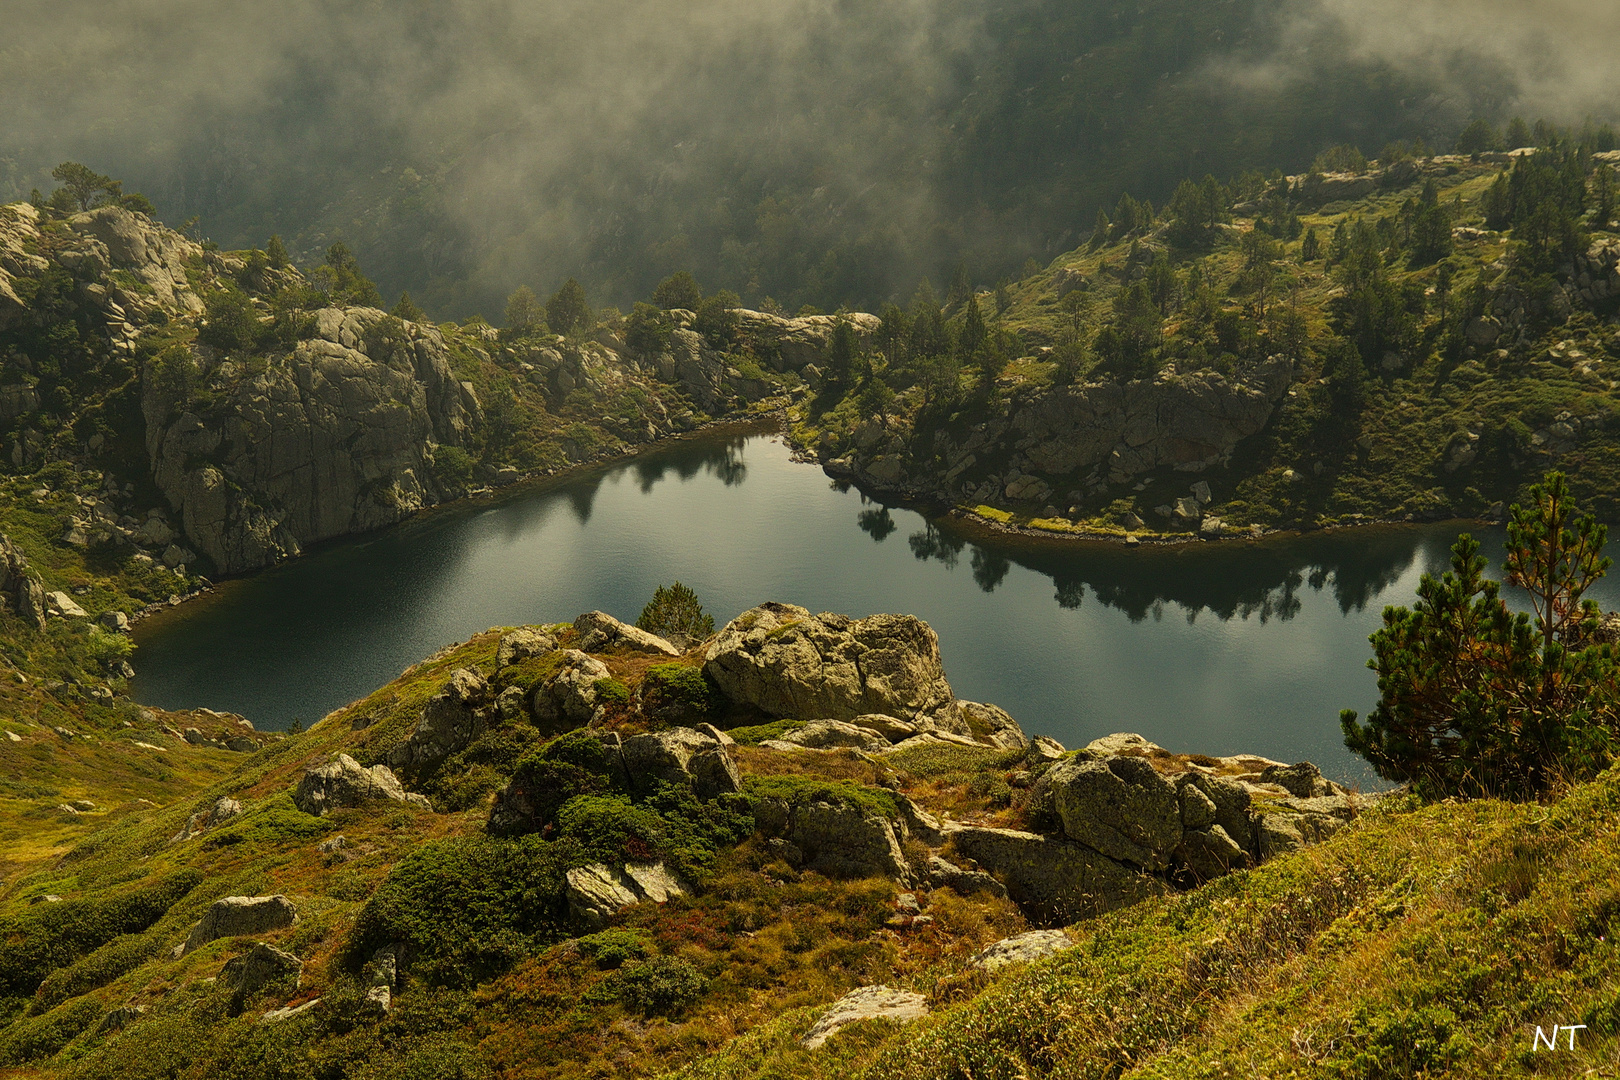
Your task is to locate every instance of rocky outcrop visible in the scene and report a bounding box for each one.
[822,353,1292,509]
[573,611,680,656]
[143,305,476,574]
[704,602,966,728]
[969,930,1074,971]
[0,535,46,629]
[178,895,298,956]
[388,669,492,775]
[295,754,431,815]
[620,727,742,799]
[733,309,882,373]
[948,825,1167,925]
[565,861,687,928]
[171,796,243,843]
[802,985,929,1049]
[529,650,611,733]
[752,793,911,881]
[497,627,557,667]
[220,942,303,999]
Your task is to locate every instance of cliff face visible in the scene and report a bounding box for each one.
[823,354,1293,511]
[142,306,476,573]
[2,200,872,578]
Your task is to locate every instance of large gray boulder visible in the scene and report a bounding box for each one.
[497,627,556,667]
[620,727,742,799]
[179,896,298,955]
[388,668,491,775]
[1033,754,1183,870]
[801,984,928,1049]
[294,754,430,815]
[220,942,303,998]
[948,826,1166,926]
[969,930,1074,971]
[572,611,680,656]
[171,796,243,843]
[957,701,1029,749]
[777,719,891,752]
[0,534,46,630]
[565,861,687,928]
[529,650,611,733]
[753,797,909,881]
[704,602,963,727]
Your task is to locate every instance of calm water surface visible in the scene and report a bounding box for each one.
[133,431,1608,786]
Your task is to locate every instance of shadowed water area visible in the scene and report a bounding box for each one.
[133,430,1617,786]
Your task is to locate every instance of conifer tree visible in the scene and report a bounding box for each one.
[266,235,290,269]
[1343,472,1619,799]
[392,292,426,323]
[546,278,590,336]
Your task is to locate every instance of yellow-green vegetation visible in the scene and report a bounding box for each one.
[671,772,1620,1079]
[0,628,1035,1080]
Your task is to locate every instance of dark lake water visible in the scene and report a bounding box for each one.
[132,429,1612,787]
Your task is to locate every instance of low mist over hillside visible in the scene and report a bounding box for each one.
[7,0,1606,318]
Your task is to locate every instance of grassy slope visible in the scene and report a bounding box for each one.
[7,610,1620,1079]
[675,770,1620,1079]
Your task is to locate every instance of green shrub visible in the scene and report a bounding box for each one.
[743,776,901,819]
[0,869,201,997]
[723,718,806,745]
[0,995,102,1065]
[348,835,571,987]
[433,445,475,487]
[492,755,612,836]
[29,932,162,1013]
[611,956,708,1016]
[206,793,333,847]
[641,663,722,722]
[556,795,672,864]
[592,677,631,705]
[572,929,652,969]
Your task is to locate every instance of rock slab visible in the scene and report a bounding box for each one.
[802,985,929,1049]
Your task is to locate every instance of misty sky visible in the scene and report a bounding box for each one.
[3,0,1612,314]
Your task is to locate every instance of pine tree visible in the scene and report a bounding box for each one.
[1408,178,1453,266]
[1342,472,1619,799]
[546,278,590,336]
[392,292,426,323]
[1090,208,1111,248]
[266,235,290,269]
[958,294,988,362]
[1300,226,1322,262]
[636,582,715,640]
[652,271,702,311]
[1506,117,1533,149]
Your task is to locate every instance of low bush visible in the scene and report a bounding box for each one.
[29,931,163,1013]
[0,869,201,997]
[641,663,722,723]
[0,996,102,1065]
[348,836,572,988]
[743,775,901,819]
[572,929,653,969]
[610,956,709,1016]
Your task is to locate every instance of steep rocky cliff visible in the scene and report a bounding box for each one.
[0,200,870,576]
[141,306,477,571]
[823,353,1293,512]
